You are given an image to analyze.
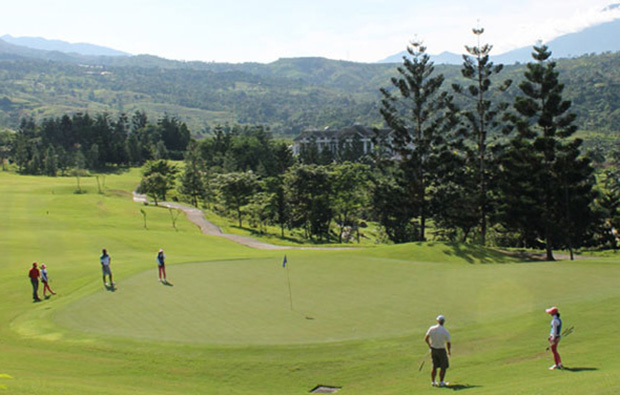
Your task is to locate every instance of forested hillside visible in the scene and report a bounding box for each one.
[0,46,618,136]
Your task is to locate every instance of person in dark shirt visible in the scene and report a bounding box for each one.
[156,248,167,284]
[28,262,41,302]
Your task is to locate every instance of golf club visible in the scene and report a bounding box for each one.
[546,326,574,351]
[418,350,430,372]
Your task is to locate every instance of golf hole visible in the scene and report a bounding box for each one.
[310,385,341,393]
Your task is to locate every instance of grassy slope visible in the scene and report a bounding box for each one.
[1,170,620,394]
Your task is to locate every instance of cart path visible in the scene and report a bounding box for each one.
[133,192,353,250]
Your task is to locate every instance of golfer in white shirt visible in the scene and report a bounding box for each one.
[424,314,452,387]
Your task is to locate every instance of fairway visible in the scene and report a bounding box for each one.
[3,171,620,394]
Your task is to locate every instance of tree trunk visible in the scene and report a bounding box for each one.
[545,233,555,261]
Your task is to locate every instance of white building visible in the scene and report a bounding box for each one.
[292,125,393,157]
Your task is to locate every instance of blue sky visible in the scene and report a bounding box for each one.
[2,0,619,63]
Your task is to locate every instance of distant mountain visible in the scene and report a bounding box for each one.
[0,38,77,62]
[1,35,130,57]
[379,17,620,65]
[539,19,620,57]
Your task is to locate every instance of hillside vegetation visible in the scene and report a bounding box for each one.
[0,48,618,136]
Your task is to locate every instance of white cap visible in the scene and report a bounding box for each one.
[436,315,445,323]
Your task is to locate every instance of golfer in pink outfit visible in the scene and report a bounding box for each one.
[546,306,563,370]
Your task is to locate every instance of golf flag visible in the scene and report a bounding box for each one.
[282,255,287,268]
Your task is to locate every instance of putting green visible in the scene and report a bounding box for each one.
[53,254,620,347]
[55,256,434,345]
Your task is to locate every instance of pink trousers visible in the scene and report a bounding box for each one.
[549,337,562,366]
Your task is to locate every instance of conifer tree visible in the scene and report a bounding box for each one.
[452,27,512,245]
[499,45,595,260]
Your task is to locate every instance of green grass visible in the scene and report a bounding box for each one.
[203,207,385,247]
[1,170,620,394]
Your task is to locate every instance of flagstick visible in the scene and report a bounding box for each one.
[285,263,294,311]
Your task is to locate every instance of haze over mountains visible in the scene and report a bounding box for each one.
[2,9,620,67]
[1,34,130,57]
[380,17,620,64]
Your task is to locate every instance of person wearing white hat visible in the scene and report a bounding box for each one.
[546,306,563,370]
[40,263,56,298]
[100,248,114,288]
[424,314,452,387]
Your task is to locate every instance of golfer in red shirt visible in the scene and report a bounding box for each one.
[28,262,41,302]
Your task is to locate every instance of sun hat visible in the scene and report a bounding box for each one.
[545,306,559,315]
[41,263,46,269]
[159,248,164,253]
[436,315,445,323]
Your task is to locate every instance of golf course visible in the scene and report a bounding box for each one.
[2,169,620,394]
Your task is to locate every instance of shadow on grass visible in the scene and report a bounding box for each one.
[562,367,598,372]
[105,284,116,292]
[231,225,332,246]
[443,384,481,391]
[440,242,517,264]
[94,165,132,175]
[434,383,481,391]
[163,281,174,287]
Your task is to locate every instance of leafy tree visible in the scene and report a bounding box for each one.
[178,164,206,207]
[597,169,620,248]
[271,141,296,175]
[14,133,30,173]
[243,191,273,234]
[56,146,71,175]
[215,171,260,227]
[371,169,417,243]
[43,146,58,176]
[0,130,13,170]
[338,134,366,163]
[139,160,179,202]
[331,162,370,243]
[298,137,321,165]
[138,173,168,205]
[264,176,290,238]
[72,148,87,194]
[451,27,512,244]
[154,141,169,160]
[179,142,207,207]
[131,110,148,132]
[86,143,100,170]
[285,164,333,241]
[125,132,143,165]
[430,151,479,242]
[158,115,191,158]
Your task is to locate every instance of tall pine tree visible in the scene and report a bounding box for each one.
[499,45,595,260]
[379,41,456,241]
[452,27,512,245]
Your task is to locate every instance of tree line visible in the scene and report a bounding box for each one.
[1,111,190,175]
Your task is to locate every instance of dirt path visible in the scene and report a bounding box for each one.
[133,192,352,250]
